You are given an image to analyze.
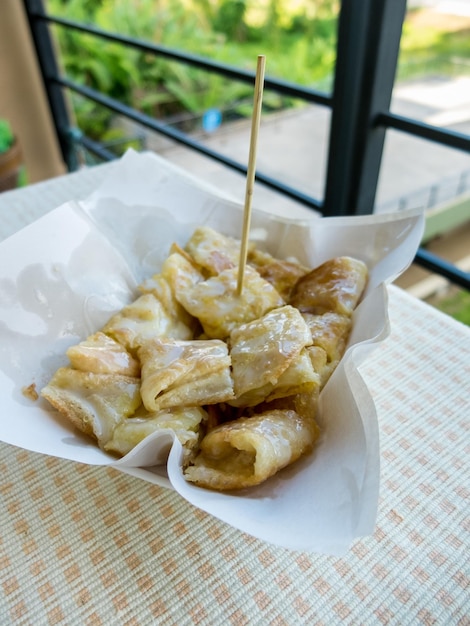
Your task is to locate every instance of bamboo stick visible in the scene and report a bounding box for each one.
[237,54,266,296]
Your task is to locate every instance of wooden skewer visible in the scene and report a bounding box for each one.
[237,54,266,296]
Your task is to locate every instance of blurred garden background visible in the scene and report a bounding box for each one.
[46,0,469,145]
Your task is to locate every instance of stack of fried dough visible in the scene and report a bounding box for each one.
[41,226,368,491]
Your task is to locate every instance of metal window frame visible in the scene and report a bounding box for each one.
[22,0,470,290]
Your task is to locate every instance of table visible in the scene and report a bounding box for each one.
[1,163,469,625]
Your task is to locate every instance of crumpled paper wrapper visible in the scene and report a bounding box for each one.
[0,149,424,554]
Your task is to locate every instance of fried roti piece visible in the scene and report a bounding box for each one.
[290,257,367,388]
[41,367,141,448]
[138,253,199,337]
[289,256,368,316]
[229,305,314,406]
[66,331,140,377]
[160,246,205,293]
[184,225,241,275]
[102,293,193,353]
[303,312,352,362]
[184,409,320,491]
[303,312,352,386]
[105,406,207,463]
[174,265,284,340]
[139,337,234,412]
[248,248,309,300]
[263,348,321,403]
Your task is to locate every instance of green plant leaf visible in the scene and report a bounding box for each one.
[0,119,14,153]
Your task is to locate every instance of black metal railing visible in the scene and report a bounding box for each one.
[23,0,470,291]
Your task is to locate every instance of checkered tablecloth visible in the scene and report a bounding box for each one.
[1,164,469,625]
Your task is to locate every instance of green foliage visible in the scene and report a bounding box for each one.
[0,119,14,153]
[47,0,339,116]
[45,0,469,154]
[48,0,239,137]
[428,288,470,326]
[398,10,470,79]
[212,0,248,42]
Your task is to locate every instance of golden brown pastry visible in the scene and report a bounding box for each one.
[263,348,320,403]
[289,256,367,316]
[66,331,140,377]
[41,367,141,448]
[228,305,314,406]
[138,252,199,336]
[102,293,193,353]
[184,225,240,275]
[138,337,234,412]
[303,312,352,385]
[302,312,351,362]
[248,248,309,300]
[184,409,320,490]
[159,246,205,292]
[173,265,284,340]
[105,406,207,462]
[289,257,367,387]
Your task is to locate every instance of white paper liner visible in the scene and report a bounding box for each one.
[0,150,424,553]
